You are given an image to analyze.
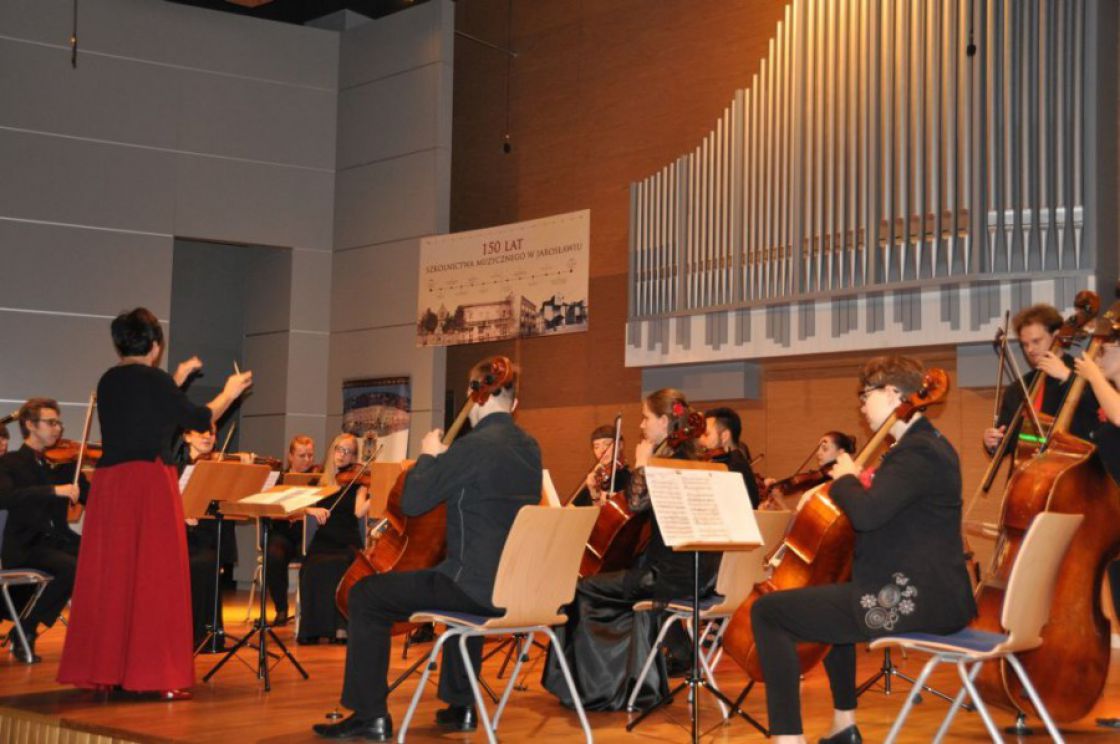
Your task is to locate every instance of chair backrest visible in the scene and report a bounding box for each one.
[488,505,599,627]
[711,510,793,611]
[1001,511,1083,649]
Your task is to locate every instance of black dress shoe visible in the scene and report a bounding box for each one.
[12,637,41,664]
[312,713,392,741]
[818,724,863,744]
[435,704,478,732]
[273,610,289,626]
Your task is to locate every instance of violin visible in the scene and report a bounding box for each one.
[199,451,282,469]
[43,438,103,466]
[698,446,727,462]
[334,466,371,489]
[766,467,831,497]
[593,455,626,492]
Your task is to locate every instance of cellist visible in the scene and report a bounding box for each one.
[312,358,540,742]
[983,304,1099,453]
[569,425,630,507]
[750,356,975,744]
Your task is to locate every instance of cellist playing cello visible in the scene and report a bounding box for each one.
[312,358,540,742]
[750,356,975,744]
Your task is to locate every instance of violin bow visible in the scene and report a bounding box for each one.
[326,436,382,514]
[606,412,622,493]
[72,392,97,487]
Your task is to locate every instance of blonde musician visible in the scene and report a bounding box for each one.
[265,434,321,624]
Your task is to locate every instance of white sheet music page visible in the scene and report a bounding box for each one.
[645,466,763,548]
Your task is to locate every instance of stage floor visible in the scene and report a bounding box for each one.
[0,594,1117,743]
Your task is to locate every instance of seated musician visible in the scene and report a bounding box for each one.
[543,388,718,710]
[298,433,368,645]
[0,398,87,662]
[701,407,761,507]
[265,434,321,625]
[750,356,976,744]
[983,303,1099,453]
[312,359,540,741]
[179,425,240,648]
[570,424,630,506]
[762,431,856,510]
[0,424,10,457]
[1073,342,1120,661]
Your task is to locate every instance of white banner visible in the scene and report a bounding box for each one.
[417,210,590,347]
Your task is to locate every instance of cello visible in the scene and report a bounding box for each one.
[334,356,515,631]
[722,368,950,680]
[971,294,1120,723]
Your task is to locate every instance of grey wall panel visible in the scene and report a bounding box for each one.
[173,156,335,252]
[0,129,175,233]
[241,332,291,417]
[327,325,444,416]
[284,413,328,456]
[334,150,441,249]
[0,310,122,404]
[0,221,172,317]
[331,239,420,332]
[239,414,289,467]
[0,0,339,90]
[176,71,337,170]
[243,249,293,335]
[286,331,331,416]
[290,249,332,334]
[338,0,454,88]
[0,38,179,150]
[337,64,444,169]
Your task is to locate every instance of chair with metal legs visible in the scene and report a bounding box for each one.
[0,511,53,663]
[397,505,600,744]
[871,511,1083,743]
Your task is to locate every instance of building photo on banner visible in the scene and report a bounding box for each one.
[416,209,591,347]
[341,377,411,461]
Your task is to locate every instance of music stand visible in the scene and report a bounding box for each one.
[626,460,767,743]
[181,461,273,655]
[206,485,330,690]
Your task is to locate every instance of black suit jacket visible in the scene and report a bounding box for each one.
[996,357,1100,445]
[0,444,86,567]
[710,447,761,508]
[402,412,541,610]
[830,417,976,637]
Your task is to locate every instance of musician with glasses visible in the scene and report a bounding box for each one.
[0,398,88,662]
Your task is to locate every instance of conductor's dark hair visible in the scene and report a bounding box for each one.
[704,407,743,444]
[111,307,164,357]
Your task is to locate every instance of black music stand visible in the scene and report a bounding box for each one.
[203,514,309,691]
[193,501,243,655]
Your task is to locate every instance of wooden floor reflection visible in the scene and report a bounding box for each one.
[0,594,1116,742]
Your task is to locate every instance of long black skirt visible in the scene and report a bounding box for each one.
[541,569,666,712]
[298,547,355,640]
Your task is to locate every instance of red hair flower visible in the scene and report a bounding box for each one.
[671,401,685,417]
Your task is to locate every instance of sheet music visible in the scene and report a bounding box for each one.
[541,469,561,508]
[239,486,329,513]
[178,464,194,492]
[262,470,281,490]
[645,467,763,548]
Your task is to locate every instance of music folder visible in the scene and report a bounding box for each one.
[180,460,275,520]
[644,459,763,552]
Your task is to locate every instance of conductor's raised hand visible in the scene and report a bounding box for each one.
[421,429,448,457]
[173,356,203,386]
[224,370,253,399]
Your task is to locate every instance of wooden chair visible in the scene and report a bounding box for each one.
[870,511,1083,743]
[625,510,792,717]
[397,505,599,744]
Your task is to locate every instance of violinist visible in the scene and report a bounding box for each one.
[298,433,369,645]
[178,425,239,648]
[983,304,1099,453]
[750,356,975,744]
[570,425,630,507]
[0,398,88,662]
[59,307,252,700]
[543,389,718,711]
[313,359,539,741]
[762,431,856,510]
[1072,341,1120,649]
[700,407,760,507]
[265,434,320,624]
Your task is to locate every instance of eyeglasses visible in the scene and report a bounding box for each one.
[334,446,356,456]
[34,418,63,428]
[858,385,885,403]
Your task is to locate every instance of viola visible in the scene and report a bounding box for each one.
[722,368,950,682]
[970,290,1120,722]
[334,356,515,633]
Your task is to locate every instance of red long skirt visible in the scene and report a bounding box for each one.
[58,461,194,691]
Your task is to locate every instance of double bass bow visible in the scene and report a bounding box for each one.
[971,289,1120,723]
[722,368,950,681]
[334,356,515,630]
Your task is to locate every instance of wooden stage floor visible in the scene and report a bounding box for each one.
[0,594,1117,743]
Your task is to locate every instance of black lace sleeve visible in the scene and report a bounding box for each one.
[626,465,652,513]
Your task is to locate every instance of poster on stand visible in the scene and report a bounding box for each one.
[341,376,411,461]
[416,209,590,347]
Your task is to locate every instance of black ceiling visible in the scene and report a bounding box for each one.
[163,0,430,26]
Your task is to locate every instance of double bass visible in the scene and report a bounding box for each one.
[722,368,950,679]
[334,356,515,631]
[971,292,1120,723]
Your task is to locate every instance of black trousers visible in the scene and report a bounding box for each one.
[12,542,78,630]
[750,583,869,736]
[188,544,223,644]
[266,528,299,614]
[340,570,496,719]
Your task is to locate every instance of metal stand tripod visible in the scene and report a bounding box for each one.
[194,503,242,655]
